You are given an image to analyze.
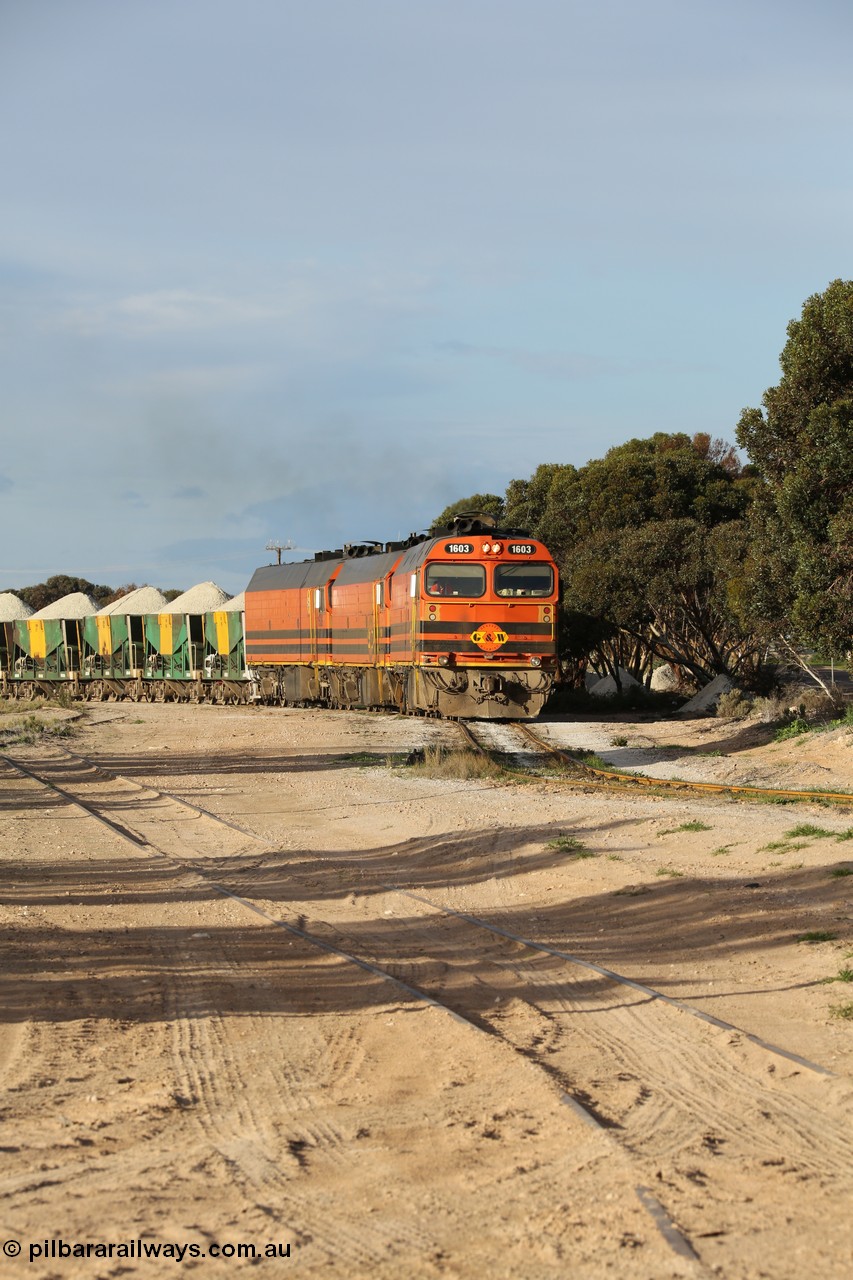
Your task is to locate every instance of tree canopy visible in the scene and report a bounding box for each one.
[432,492,505,529]
[15,577,184,610]
[436,433,757,685]
[17,575,115,611]
[737,279,853,659]
[433,284,853,690]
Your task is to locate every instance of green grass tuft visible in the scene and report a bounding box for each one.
[774,717,812,742]
[829,1002,853,1020]
[661,821,712,835]
[796,930,837,943]
[784,824,834,839]
[546,834,593,857]
[829,867,853,878]
[578,751,613,771]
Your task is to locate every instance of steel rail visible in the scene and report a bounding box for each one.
[454,718,539,760]
[52,744,270,844]
[452,718,489,754]
[512,721,853,806]
[383,884,835,1077]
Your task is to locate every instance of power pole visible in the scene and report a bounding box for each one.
[265,539,294,566]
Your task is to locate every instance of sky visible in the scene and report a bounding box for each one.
[2,0,852,594]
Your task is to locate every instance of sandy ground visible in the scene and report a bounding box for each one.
[1,702,853,1279]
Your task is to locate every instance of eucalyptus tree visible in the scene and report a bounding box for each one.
[737,280,853,684]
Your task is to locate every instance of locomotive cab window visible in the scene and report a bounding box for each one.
[494,563,554,597]
[425,563,486,598]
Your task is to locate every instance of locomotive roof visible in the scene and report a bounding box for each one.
[246,528,544,593]
[247,538,442,594]
[247,561,338,593]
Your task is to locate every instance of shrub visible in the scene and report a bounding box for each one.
[409,746,503,781]
[774,718,812,742]
[716,689,752,719]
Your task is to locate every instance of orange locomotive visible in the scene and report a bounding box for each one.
[244,516,559,718]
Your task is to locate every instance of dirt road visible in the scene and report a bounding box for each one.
[1,705,852,1277]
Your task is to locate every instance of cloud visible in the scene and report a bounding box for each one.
[119,490,148,509]
[61,289,287,336]
[55,263,434,344]
[436,341,623,380]
[0,474,13,493]
[172,486,206,499]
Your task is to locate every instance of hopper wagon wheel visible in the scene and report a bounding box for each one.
[153,684,166,703]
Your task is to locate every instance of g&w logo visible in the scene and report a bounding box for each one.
[470,623,508,652]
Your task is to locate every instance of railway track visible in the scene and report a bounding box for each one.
[457,719,853,807]
[4,743,853,1273]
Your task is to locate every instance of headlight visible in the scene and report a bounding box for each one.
[529,656,542,668]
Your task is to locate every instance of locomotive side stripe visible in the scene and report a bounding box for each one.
[247,643,383,657]
[246,645,308,655]
[417,640,555,654]
[248,640,556,655]
[246,628,331,640]
[418,620,552,636]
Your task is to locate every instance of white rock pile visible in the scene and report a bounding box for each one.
[650,663,679,691]
[588,667,640,697]
[163,582,231,614]
[677,673,733,716]
[97,586,167,616]
[32,592,99,619]
[222,591,245,613]
[0,592,34,621]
